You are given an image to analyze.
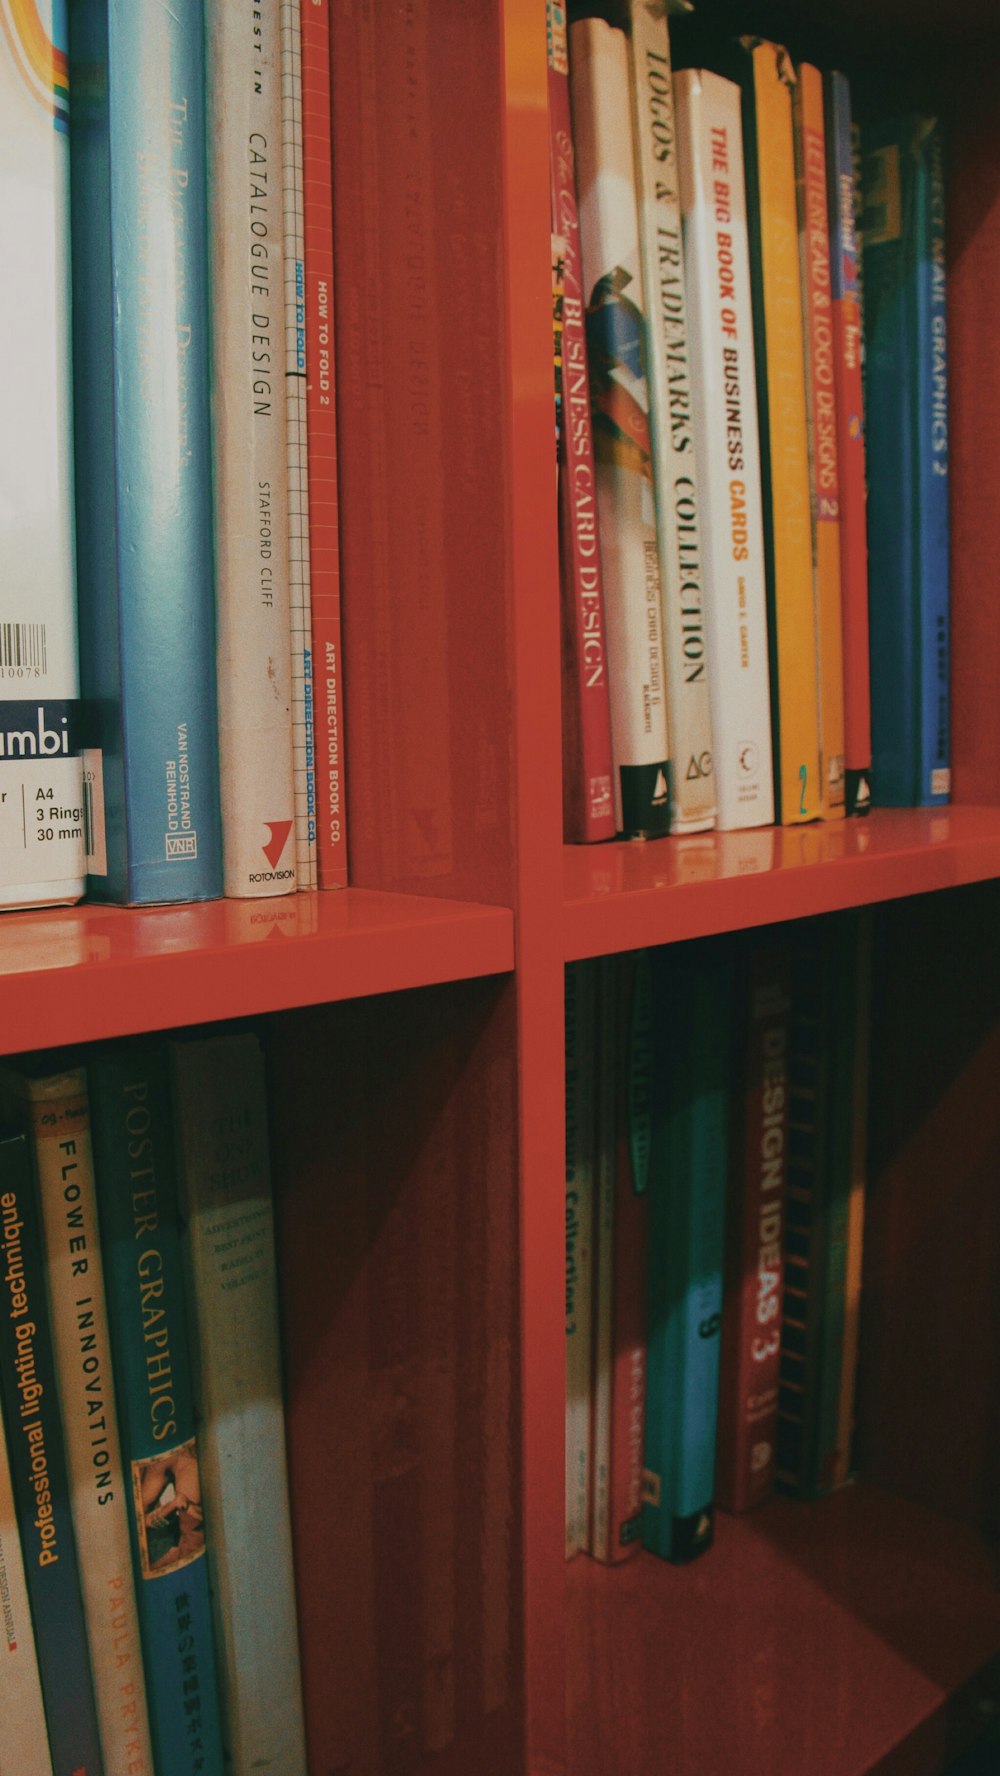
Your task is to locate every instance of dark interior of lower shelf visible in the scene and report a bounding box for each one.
[566,1485,1000,1776]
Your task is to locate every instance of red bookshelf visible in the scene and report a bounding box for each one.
[9,1,1000,1773]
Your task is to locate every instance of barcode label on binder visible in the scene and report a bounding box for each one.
[82,749,108,875]
[0,623,47,678]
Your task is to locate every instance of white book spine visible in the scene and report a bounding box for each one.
[1,2,84,907]
[628,0,716,833]
[3,1068,154,1776]
[0,1404,50,1776]
[589,957,617,1562]
[570,17,671,839]
[564,961,596,1558]
[674,68,775,829]
[280,0,317,889]
[207,0,298,896]
[171,1032,307,1776]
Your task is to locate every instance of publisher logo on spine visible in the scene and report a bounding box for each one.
[249,819,294,884]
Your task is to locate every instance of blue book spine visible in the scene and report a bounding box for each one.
[913,121,950,804]
[641,950,730,1564]
[69,0,223,903]
[89,1049,225,1776]
[862,119,917,805]
[0,1130,104,1775]
[863,116,949,807]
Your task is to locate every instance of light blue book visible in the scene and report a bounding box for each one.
[641,945,731,1563]
[69,0,222,903]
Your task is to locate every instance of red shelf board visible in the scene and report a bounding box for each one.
[563,805,1000,959]
[567,1486,1000,1776]
[0,889,514,1056]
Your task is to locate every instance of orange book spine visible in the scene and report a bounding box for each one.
[795,65,845,820]
[748,41,821,824]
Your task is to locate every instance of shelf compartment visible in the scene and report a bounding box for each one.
[567,1485,1000,1776]
[563,805,1000,959]
[0,889,514,1056]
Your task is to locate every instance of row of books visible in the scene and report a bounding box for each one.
[565,914,871,1564]
[551,1,950,845]
[4,0,346,912]
[0,1031,305,1775]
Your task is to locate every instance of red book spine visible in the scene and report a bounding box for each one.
[604,953,650,1560]
[716,947,792,1514]
[302,0,348,886]
[546,1,615,844]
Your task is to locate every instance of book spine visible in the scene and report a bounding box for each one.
[564,960,596,1558]
[569,16,672,839]
[68,0,223,906]
[716,947,791,1514]
[602,951,652,1562]
[741,40,822,824]
[674,67,774,830]
[589,957,618,1559]
[0,1397,52,1776]
[914,120,950,805]
[170,1032,307,1774]
[88,1048,225,1776]
[642,949,730,1563]
[862,122,918,805]
[775,939,829,1497]
[0,1,84,909]
[546,0,616,845]
[628,2,715,833]
[0,1131,104,1775]
[301,0,348,887]
[795,65,846,821]
[0,1069,154,1776]
[833,909,873,1488]
[281,0,318,889]
[811,923,856,1496]
[825,71,872,813]
[206,0,298,896]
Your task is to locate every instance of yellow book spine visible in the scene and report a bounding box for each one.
[796,62,846,820]
[752,41,821,823]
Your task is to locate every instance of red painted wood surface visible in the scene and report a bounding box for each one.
[0,890,513,1055]
[567,1487,1000,1776]
[563,807,1000,959]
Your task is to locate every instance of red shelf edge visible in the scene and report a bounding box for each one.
[562,806,1000,960]
[0,888,515,1057]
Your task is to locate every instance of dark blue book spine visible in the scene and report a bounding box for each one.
[0,1131,104,1775]
[89,1048,225,1776]
[69,0,223,903]
[913,120,950,804]
[862,119,918,805]
[641,949,731,1563]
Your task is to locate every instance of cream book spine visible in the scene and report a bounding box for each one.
[171,1030,307,1776]
[674,67,775,829]
[0,1065,154,1776]
[628,0,716,832]
[206,0,298,896]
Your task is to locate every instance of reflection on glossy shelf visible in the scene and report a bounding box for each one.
[0,888,514,1056]
[567,1485,1000,1776]
[563,805,1000,957]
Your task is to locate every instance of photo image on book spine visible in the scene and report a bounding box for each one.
[131,1438,205,1579]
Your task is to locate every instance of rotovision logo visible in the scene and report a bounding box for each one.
[248,820,295,884]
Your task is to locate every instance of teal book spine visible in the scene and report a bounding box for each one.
[0,1130,104,1775]
[863,116,950,807]
[88,1048,225,1776]
[641,948,731,1563]
[68,0,223,903]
